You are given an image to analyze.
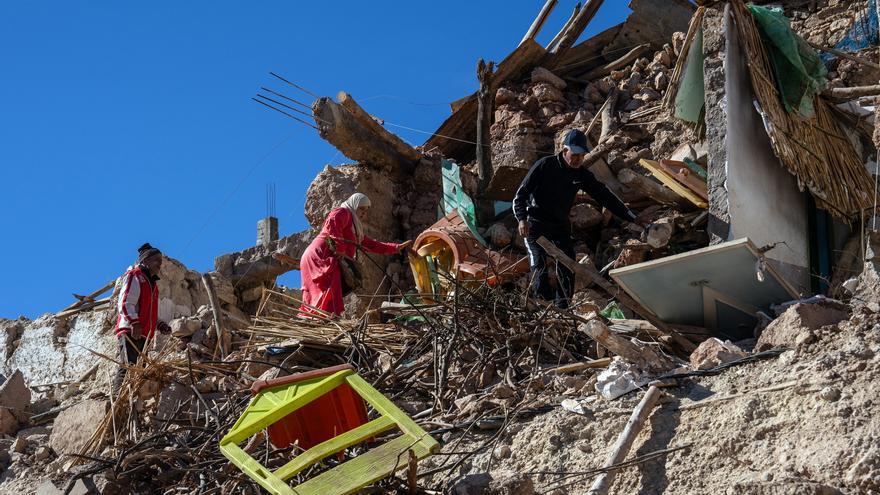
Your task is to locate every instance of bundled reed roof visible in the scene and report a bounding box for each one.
[730,0,875,219]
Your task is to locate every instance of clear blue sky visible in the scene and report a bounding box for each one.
[0,1,631,319]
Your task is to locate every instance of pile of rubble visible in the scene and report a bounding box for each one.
[0,0,879,494]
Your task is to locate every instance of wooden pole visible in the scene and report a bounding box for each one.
[579,320,675,372]
[588,385,662,495]
[808,41,880,70]
[520,0,558,46]
[547,3,581,53]
[549,0,604,59]
[577,43,652,81]
[201,273,227,357]
[824,84,880,99]
[598,87,619,145]
[476,59,495,195]
[536,237,674,334]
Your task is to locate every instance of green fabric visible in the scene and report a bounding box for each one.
[682,157,708,182]
[748,5,827,118]
[674,28,705,124]
[440,159,487,246]
[600,301,626,320]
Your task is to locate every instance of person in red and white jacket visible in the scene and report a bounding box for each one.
[112,243,171,395]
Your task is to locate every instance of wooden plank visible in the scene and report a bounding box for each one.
[55,298,112,318]
[274,416,397,481]
[658,160,708,200]
[548,0,605,63]
[547,3,583,53]
[61,279,116,312]
[545,357,612,374]
[609,318,697,353]
[292,434,434,495]
[346,374,438,450]
[638,159,708,208]
[617,168,690,207]
[588,386,662,494]
[574,43,651,81]
[337,91,421,162]
[580,320,675,372]
[520,0,557,46]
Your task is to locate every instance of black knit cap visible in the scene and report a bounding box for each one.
[137,243,162,264]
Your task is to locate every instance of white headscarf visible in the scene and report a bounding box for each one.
[339,193,371,242]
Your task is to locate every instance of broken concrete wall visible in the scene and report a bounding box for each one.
[3,311,115,386]
[604,0,695,58]
[215,229,315,309]
[1,256,224,387]
[303,159,442,314]
[704,4,810,292]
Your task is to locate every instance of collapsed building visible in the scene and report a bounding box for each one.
[0,0,879,493]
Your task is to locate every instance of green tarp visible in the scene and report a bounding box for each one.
[674,28,705,124]
[440,159,487,246]
[748,5,827,118]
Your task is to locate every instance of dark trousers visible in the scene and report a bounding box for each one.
[112,335,146,397]
[524,219,575,309]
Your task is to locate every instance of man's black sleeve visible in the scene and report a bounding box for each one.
[579,169,637,222]
[513,160,541,221]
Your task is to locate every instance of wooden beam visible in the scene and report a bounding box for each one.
[201,273,228,358]
[547,2,581,52]
[336,92,421,162]
[598,87,619,145]
[62,279,116,312]
[536,236,673,333]
[314,96,419,173]
[587,386,663,495]
[579,320,676,372]
[638,159,708,208]
[544,357,613,374]
[554,23,623,76]
[576,43,651,81]
[824,84,880,99]
[520,0,558,46]
[808,41,880,70]
[609,318,697,353]
[617,168,690,207]
[549,0,605,63]
[476,59,495,194]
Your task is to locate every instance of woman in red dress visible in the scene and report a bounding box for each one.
[299,193,411,316]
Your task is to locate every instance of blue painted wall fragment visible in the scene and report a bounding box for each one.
[823,0,878,62]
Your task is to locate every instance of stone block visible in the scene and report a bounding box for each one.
[0,408,20,436]
[0,370,30,413]
[49,399,108,455]
[689,338,748,370]
[756,303,848,351]
[35,481,63,495]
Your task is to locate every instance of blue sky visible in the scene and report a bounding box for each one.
[0,1,631,319]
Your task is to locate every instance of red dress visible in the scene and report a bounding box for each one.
[300,208,399,316]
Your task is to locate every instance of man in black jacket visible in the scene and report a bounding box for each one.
[513,129,644,308]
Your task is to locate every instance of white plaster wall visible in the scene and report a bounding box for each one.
[723,7,810,293]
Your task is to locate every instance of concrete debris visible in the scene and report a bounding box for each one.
[595,357,652,400]
[48,399,107,455]
[0,370,31,415]
[757,303,849,352]
[689,338,748,370]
